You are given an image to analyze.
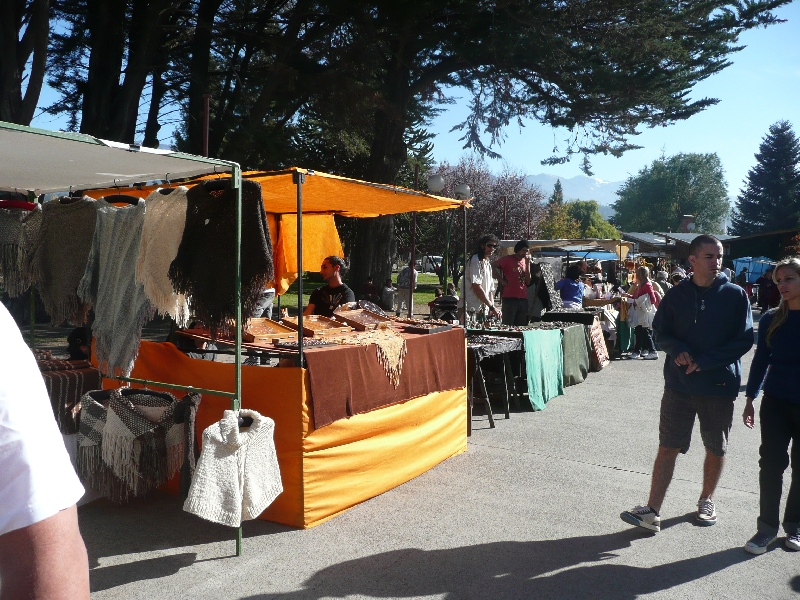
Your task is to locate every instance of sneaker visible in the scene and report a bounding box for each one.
[642,351,659,360]
[620,505,661,532]
[624,351,641,360]
[744,531,777,555]
[696,497,717,526]
[786,532,800,551]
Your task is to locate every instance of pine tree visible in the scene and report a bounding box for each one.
[732,121,800,236]
[549,179,564,206]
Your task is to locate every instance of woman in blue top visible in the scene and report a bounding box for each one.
[742,257,800,554]
[555,264,584,309]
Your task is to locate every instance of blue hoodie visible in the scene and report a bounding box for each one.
[652,273,753,397]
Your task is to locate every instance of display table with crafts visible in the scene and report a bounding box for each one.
[106,316,467,529]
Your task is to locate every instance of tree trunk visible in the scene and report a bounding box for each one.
[186,0,224,155]
[143,68,166,147]
[0,0,50,125]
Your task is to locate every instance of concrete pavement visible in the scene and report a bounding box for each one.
[82,322,800,599]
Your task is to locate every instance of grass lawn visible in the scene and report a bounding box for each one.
[277,271,452,317]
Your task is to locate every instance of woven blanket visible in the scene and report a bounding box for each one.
[0,206,41,297]
[330,328,408,388]
[169,180,273,338]
[136,187,191,327]
[538,262,563,311]
[40,365,101,434]
[78,199,154,376]
[77,388,186,502]
[37,359,92,371]
[25,198,98,324]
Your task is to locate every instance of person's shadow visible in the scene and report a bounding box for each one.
[240,526,754,600]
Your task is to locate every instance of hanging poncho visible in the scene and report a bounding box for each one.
[78,199,154,376]
[135,187,191,327]
[77,388,196,503]
[538,262,563,311]
[0,207,41,297]
[169,180,273,338]
[25,198,98,325]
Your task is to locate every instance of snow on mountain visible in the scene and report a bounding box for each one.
[525,173,623,208]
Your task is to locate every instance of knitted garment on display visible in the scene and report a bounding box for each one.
[173,392,202,497]
[538,262,563,311]
[77,389,186,502]
[25,198,98,325]
[184,409,283,527]
[39,360,101,435]
[0,206,42,297]
[168,180,273,338]
[135,187,191,327]
[78,199,155,376]
[330,327,408,388]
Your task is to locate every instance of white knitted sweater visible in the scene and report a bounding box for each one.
[135,187,190,327]
[184,409,282,527]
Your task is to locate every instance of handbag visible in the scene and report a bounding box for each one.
[635,294,657,328]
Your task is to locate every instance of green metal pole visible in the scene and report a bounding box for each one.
[232,163,243,556]
[294,171,305,367]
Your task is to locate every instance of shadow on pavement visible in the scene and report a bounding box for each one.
[90,552,197,593]
[79,491,293,569]
[239,531,754,600]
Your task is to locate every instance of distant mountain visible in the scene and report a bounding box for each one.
[526,173,623,208]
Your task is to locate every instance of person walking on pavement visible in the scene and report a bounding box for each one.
[741,257,800,554]
[620,235,753,533]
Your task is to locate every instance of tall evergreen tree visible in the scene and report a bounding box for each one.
[731,121,800,236]
[549,179,564,206]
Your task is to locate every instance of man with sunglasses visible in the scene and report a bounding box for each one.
[460,234,501,322]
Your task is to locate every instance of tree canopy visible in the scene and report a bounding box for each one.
[611,153,730,234]
[566,201,620,239]
[731,120,800,236]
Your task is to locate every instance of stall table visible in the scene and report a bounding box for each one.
[466,335,524,434]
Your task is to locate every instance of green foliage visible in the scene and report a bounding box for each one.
[731,120,800,236]
[539,204,581,240]
[611,153,730,233]
[549,179,564,205]
[566,200,620,239]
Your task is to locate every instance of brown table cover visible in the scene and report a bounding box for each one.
[305,327,466,429]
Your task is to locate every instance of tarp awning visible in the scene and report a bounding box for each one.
[499,238,632,260]
[0,121,231,194]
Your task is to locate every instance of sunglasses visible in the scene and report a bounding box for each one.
[486,243,498,248]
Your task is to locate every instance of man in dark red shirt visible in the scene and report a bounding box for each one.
[494,240,532,325]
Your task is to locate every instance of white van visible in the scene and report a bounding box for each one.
[421,256,443,273]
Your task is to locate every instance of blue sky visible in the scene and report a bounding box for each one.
[428,2,800,197]
[32,3,800,198]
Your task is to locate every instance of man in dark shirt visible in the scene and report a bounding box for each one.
[304,256,355,317]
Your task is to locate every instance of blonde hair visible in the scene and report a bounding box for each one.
[766,257,800,346]
[636,265,650,285]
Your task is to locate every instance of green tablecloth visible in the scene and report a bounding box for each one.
[617,317,634,353]
[562,324,589,387]
[522,329,564,411]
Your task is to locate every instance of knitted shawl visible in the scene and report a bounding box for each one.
[332,327,408,388]
[78,199,154,376]
[169,180,273,337]
[77,388,190,503]
[25,198,98,325]
[184,409,282,527]
[0,206,42,298]
[135,187,191,327]
[538,262,563,311]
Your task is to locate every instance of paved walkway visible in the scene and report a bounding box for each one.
[83,324,799,599]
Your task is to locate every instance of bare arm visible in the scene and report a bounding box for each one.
[303,304,315,316]
[0,505,90,600]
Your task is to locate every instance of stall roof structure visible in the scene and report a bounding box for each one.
[0,121,231,194]
[656,232,736,244]
[499,238,632,260]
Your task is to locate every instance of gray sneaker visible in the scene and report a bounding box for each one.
[642,351,659,360]
[744,531,777,555]
[620,505,661,532]
[786,532,800,551]
[696,497,717,526]
[624,351,641,360]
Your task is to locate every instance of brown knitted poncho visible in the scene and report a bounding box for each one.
[25,198,98,325]
[169,180,273,337]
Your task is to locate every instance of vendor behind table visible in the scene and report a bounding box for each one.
[304,256,355,317]
[459,234,500,325]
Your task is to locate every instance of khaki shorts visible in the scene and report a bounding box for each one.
[659,388,735,457]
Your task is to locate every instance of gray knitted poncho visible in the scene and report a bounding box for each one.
[25,198,98,324]
[0,207,42,297]
[135,187,190,327]
[78,199,154,376]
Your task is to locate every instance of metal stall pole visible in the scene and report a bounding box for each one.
[294,171,306,367]
[232,163,244,556]
[462,204,467,326]
[408,164,419,318]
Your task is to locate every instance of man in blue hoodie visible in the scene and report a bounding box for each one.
[621,235,753,533]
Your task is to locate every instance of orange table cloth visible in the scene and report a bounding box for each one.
[104,340,467,528]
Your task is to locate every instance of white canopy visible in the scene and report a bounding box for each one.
[0,121,232,194]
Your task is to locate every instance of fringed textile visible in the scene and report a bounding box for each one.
[173,393,202,497]
[331,328,408,388]
[39,360,101,434]
[25,198,98,325]
[0,206,41,297]
[78,199,154,376]
[169,180,273,338]
[135,187,191,327]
